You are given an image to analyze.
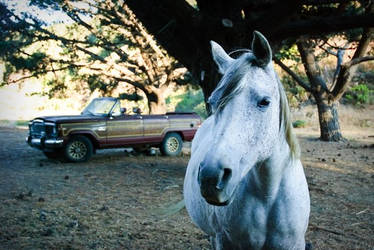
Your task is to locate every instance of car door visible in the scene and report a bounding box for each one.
[142,115,169,143]
[106,104,144,146]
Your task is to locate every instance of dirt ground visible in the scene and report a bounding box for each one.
[0,126,373,250]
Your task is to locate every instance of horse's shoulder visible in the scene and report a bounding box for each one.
[269,161,310,236]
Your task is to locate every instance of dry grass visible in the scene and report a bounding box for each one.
[292,104,374,133]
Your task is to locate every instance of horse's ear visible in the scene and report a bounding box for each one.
[251,31,272,68]
[210,41,234,74]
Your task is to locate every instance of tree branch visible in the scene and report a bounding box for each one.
[103,74,149,95]
[323,41,357,51]
[297,41,329,93]
[7,65,84,84]
[273,57,312,92]
[63,2,94,31]
[331,28,374,101]
[271,14,374,41]
[75,45,107,63]
[348,55,374,67]
[62,1,132,63]
[5,7,122,65]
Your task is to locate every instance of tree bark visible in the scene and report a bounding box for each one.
[145,89,167,114]
[315,99,343,141]
[148,99,166,114]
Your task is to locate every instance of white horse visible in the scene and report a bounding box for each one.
[184,31,310,250]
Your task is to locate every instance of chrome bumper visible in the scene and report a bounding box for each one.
[26,136,64,149]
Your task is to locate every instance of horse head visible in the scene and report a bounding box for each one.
[198,31,294,206]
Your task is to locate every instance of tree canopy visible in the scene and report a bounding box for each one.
[127,0,374,97]
[0,0,192,113]
[127,0,374,141]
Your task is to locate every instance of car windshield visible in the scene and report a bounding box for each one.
[82,98,117,116]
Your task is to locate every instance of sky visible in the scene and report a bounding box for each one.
[1,0,80,25]
[0,0,94,120]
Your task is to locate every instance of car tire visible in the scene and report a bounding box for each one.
[64,136,93,162]
[43,150,62,159]
[160,132,183,156]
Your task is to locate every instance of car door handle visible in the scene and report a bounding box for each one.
[97,126,106,131]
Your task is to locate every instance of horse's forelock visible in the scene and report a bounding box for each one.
[212,53,254,114]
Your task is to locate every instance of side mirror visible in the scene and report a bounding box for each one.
[133,107,141,114]
[120,108,126,114]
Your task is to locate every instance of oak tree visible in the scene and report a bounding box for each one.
[127,0,374,140]
[0,1,189,113]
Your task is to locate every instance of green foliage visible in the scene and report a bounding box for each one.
[0,1,196,114]
[281,75,309,108]
[42,78,67,98]
[0,41,18,57]
[192,102,208,119]
[16,120,29,126]
[87,75,103,92]
[276,44,300,62]
[119,93,143,101]
[1,63,14,86]
[67,66,79,77]
[9,52,47,71]
[112,34,133,47]
[85,75,118,93]
[98,49,112,59]
[167,89,207,118]
[86,34,98,45]
[292,120,306,128]
[345,84,373,105]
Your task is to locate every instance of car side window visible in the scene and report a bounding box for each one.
[111,102,121,116]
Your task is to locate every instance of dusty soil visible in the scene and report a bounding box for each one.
[0,127,373,249]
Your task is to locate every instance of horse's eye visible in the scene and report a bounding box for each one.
[258,98,270,108]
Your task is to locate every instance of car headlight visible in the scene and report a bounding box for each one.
[45,122,58,137]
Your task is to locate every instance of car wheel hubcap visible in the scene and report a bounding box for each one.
[167,137,179,153]
[69,141,87,160]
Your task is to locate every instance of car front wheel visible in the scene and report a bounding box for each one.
[160,132,183,156]
[64,136,93,162]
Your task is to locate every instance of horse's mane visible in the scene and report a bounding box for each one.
[210,51,300,159]
[277,76,300,159]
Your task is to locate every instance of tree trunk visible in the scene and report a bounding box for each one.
[316,99,343,141]
[297,40,344,142]
[145,88,167,114]
[149,100,166,114]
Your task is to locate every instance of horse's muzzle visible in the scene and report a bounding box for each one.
[198,162,232,206]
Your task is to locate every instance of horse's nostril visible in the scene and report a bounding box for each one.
[197,163,203,185]
[223,168,232,180]
[216,168,232,190]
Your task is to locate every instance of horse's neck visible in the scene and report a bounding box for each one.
[248,137,293,201]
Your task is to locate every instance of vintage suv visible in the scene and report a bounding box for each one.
[26,97,201,162]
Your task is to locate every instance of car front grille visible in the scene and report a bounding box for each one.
[30,121,56,137]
